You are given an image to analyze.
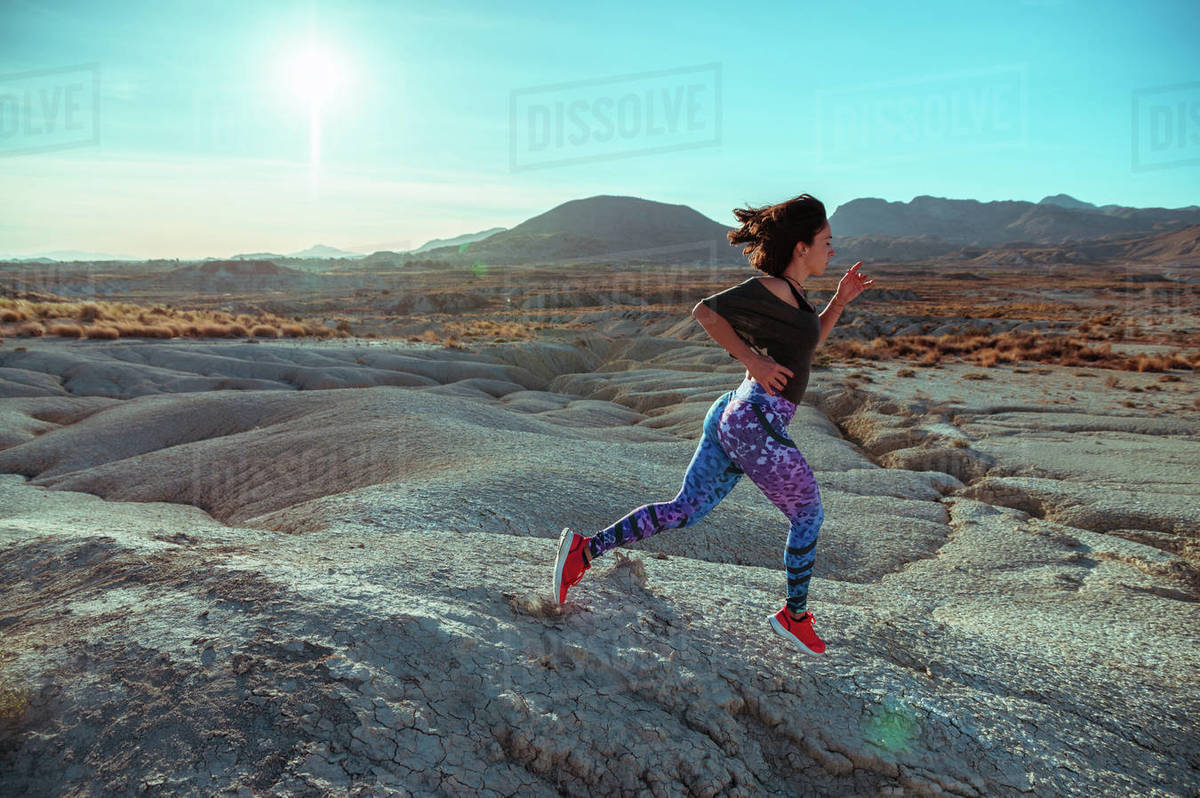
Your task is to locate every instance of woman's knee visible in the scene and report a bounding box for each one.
[788,500,824,536]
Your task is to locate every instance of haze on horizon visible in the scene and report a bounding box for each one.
[1,0,1197,260]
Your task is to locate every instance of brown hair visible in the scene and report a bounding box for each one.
[727,194,827,277]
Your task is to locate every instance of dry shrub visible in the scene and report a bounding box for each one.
[84,325,119,339]
[897,368,916,378]
[15,321,44,336]
[335,319,353,333]
[281,324,306,338]
[250,324,279,338]
[113,322,174,339]
[1158,374,1182,383]
[196,322,231,338]
[1,308,27,322]
[77,302,104,322]
[1105,375,1121,388]
[47,322,83,337]
[963,372,991,380]
[228,324,248,337]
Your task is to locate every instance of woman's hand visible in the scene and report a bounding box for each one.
[832,261,874,307]
[745,353,794,397]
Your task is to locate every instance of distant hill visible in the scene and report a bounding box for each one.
[824,234,963,264]
[411,227,507,254]
[159,260,325,292]
[1039,194,1098,211]
[1075,225,1200,264]
[0,250,142,262]
[829,194,1200,248]
[288,244,365,259]
[421,195,741,265]
[228,252,286,261]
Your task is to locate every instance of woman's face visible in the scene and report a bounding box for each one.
[802,223,834,276]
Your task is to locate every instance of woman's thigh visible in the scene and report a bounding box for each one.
[669,390,745,525]
[717,398,821,518]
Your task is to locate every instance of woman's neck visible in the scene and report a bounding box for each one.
[781,269,809,287]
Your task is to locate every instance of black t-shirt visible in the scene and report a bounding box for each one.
[700,276,822,404]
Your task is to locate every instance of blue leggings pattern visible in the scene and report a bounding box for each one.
[589,376,824,614]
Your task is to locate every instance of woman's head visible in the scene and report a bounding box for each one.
[727,194,829,277]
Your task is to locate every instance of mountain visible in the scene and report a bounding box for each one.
[421,195,740,265]
[1038,194,1097,211]
[1,250,143,262]
[1074,224,1200,264]
[288,244,365,259]
[229,252,287,261]
[829,195,1200,248]
[411,227,507,254]
[158,260,325,292]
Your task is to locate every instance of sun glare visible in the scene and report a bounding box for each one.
[286,43,341,103]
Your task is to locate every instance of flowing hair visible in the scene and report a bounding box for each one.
[727,194,827,277]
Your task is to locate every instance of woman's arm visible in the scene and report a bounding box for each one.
[692,303,794,395]
[816,261,873,348]
[816,299,845,348]
[692,302,761,366]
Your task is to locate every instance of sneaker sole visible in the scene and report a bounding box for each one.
[552,527,574,604]
[768,615,825,656]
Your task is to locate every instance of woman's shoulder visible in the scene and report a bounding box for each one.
[753,276,793,302]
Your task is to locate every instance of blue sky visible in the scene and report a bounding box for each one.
[1,0,1197,259]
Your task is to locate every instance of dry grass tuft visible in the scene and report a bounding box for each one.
[0,297,332,340]
[825,329,1196,374]
[46,322,84,337]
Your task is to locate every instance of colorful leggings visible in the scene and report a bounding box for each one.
[589,376,824,614]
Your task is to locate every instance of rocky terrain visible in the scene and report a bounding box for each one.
[0,332,1197,797]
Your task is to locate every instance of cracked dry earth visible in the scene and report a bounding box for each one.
[0,335,1197,797]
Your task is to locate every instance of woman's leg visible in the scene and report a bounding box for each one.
[589,390,745,559]
[717,397,824,615]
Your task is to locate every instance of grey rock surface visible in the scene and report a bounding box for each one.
[0,336,1197,797]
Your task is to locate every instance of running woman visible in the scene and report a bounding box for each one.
[552,193,873,656]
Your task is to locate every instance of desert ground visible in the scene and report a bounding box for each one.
[0,258,1197,797]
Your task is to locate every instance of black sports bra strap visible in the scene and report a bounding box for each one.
[784,277,810,311]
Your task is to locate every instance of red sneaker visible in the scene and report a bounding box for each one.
[552,527,592,604]
[768,607,826,655]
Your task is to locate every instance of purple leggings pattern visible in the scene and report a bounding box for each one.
[588,377,824,613]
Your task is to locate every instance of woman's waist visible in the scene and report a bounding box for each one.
[733,376,799,413]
